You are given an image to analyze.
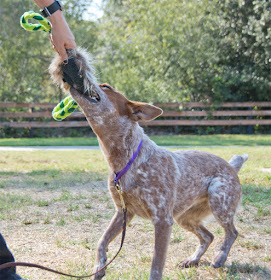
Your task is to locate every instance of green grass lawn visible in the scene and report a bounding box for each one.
[0,134,270,146]
[0,146,270,279]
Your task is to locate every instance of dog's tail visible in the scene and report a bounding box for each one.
[228,154,248,173]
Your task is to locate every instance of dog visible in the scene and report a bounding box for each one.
[49,49,248,280]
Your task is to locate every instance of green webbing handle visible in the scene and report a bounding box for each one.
[52,96,78,121]
[20,11,79,121]
[20,11,51,33]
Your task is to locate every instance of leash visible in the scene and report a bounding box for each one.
[20,11,78,121]
[0,207,127,279]
[16,13,142,277]
[0,140,143,277]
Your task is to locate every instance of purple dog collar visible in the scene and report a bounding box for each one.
[114,140,143,185]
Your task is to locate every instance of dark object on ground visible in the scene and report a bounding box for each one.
[0,233,27,280]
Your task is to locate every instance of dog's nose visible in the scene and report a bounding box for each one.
[62,58,85,93]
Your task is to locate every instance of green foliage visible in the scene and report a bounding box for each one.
[96,0,222,102]
[96,0,270,102]
[214,0,271,101]
[0,0,53,102]
[0,0,270,105]
[0,0,96,103]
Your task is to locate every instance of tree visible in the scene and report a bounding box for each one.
[214,0,271,101]
[97,0,270,102]
[0,0,53,102]
[1,0,270,104]
[0,0,97,103]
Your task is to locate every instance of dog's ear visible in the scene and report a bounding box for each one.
[128,101,163,121]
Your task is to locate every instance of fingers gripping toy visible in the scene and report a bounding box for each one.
[20,11,100,121]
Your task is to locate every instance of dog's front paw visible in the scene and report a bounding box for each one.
[92,266,105,280]
[178,258,199,268]
[211,251,227,268]
[92,256,107,280]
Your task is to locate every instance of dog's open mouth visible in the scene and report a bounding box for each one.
[70,86,101,104]
[84,87,101,103]
[61,57,101,103]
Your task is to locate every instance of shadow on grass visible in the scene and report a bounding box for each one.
[179,261,271,279]
[0,169,107,189]
[225,261,271,278]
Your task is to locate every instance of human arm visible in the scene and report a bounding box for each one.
[33,0,76,62]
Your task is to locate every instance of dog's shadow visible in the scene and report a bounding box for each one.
[224,261,270,275]
[181,260,271,277]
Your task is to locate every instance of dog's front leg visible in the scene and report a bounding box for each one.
[149,218,173,280]
[93,209,134,279]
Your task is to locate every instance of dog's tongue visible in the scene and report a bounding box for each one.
[62,57,85,93]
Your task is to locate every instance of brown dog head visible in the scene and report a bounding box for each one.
[69,84,163,137]
[49,48,162,138]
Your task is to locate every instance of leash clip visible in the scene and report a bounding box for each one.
[115,181,126,212]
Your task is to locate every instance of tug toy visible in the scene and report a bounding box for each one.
[20,11,51,33]
[20,11,79,121]
[51,96,78,121]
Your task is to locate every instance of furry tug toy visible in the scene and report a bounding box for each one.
[20,11,99,121]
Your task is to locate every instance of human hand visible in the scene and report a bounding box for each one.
[49,10,76,63]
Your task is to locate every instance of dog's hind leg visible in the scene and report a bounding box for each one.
[176,200,214,267]
[93,210,134,279]
[208,177,241,268]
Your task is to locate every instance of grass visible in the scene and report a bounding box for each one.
[0,134,270,146]
[150,134,271,146]
[0,150,108,190]
[0,137,98,146]
[0,145,270,279]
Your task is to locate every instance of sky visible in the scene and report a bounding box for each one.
[83,0,104,21]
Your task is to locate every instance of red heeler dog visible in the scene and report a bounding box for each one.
[49,48,248,280]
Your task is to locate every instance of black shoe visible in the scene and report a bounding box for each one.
[0,271,27,280]
[0,233,27,279]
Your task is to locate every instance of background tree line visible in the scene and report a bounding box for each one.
[0,0,270,104]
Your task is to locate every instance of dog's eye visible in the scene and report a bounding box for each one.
[101,85,111,89]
